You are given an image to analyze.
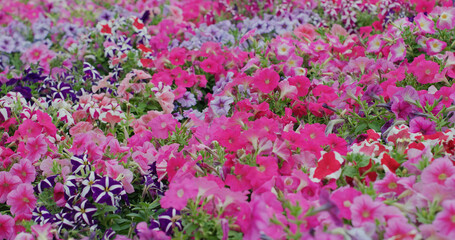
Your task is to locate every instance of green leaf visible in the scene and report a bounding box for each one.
[343,166,359,178]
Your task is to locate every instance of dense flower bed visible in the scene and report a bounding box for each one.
[2,0,455,239]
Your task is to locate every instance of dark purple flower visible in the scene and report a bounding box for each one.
[81,171,99,198]
[158,208,183,235]
[73,199,97,225]
[34,174,58,193]
[92,176,123,206]
[83,62,102,81]
[103,228,116,240]
[32,206,54,224]
[64,175,80,200]
[55,211,75,234]
[50,82,75,100]
[13,85,32,101]
[71,152,92,175]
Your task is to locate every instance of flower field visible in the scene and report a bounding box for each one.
[2,0,455,239]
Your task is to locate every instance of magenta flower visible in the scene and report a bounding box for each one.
[409,117,436,135]
[0,214,14,239]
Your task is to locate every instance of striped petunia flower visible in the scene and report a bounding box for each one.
[71,152,92,175]
[73,199,97,225]
[92,176,124,206]
[32,206,54,224]
[158,208,183,235]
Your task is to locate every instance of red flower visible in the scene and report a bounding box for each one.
[311,151,344,181]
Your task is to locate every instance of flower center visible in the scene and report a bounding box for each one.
[439,173,447,181]
[362,210,370,218]
[22,197,30,203]
[388,182,397,189]
[177,189,184,198]
[343,200,351,208]
[265,79,270,84]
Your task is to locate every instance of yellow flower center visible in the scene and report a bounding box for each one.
[388,182,397,189]
[439,173,447,181]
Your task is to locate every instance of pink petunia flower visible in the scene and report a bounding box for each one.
[421,157,455,186]
[252,68,280,94]
[350,195,385,227]
[10,159,36,183]
[426,38,447,55]
[0,171,21,203]
[433,200,455,238]
[330,186,362,220]
[160,180,198,210]
[7,183,37,215]
[415,13,435,34]
[0,214,14,239]
[25,134,48,162]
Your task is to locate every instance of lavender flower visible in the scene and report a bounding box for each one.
[99,10,115,22]
[92,176,124,206]
[210,96,234,116]
[274,19,295,35]
[32,22,50,40]
[0,36,15,53]
[177,92,197,108]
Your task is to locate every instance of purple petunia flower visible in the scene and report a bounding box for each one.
[210,96,234,116]
[83,62,102,81]
[0,36,15,53]
[32,206,54,224]
[409,117,437,135]
[158,208,183,235]
[55,211,76,234]
[50,82,74,100]
[73,199,97,225]
[64,175,80,200]
[81,171,99,198]
[103,228,116,240]
[177,92,197,108]
[71,152,92,175]
[34,174,58,194]
[92,176,124,206]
